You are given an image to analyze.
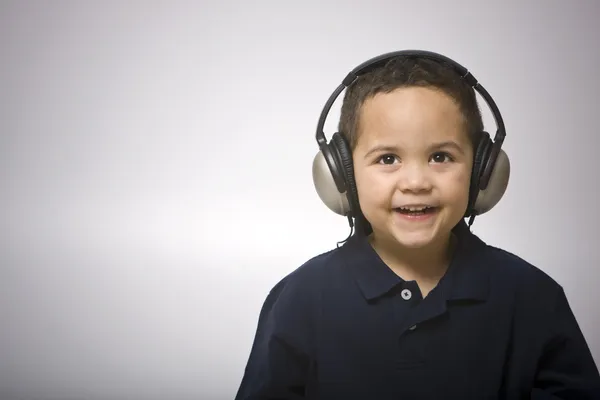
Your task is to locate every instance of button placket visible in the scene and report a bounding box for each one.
[397,283,423,335]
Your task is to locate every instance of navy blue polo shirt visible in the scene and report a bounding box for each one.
[235,221,600,399]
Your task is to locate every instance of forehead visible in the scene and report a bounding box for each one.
[356,86,469,148]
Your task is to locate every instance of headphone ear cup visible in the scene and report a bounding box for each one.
[312,133,358,216]
[312,150,350,216]
[472,148,510,215]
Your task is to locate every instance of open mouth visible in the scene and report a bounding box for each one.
[394,206,438,216]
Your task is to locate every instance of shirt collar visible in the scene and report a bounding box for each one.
[341,231,404,301]
[339,220,490,302]
[444,220,490,302]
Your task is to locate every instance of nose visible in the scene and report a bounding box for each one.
[397,162,433,193]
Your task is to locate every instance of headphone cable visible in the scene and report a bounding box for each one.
[336,215,355,248]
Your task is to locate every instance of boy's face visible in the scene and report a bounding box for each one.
[352,86,474,250]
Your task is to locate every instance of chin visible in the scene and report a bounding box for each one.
[389,229,439,249]
[386,214,452,249]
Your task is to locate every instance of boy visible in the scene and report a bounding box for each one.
[235,51,600,399]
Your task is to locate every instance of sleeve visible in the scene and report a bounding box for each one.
[234,276,315,400]
[531,286,600,399]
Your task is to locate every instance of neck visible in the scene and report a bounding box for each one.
[367,231,457,284]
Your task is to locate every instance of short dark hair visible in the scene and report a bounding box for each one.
[338,55,484,151]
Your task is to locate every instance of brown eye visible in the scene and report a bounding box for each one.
[378,154,397,165]
[431,152,453,163]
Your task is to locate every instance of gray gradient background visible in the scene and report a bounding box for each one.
[1,1,599,399]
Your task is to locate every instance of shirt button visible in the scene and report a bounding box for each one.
[401,289,412,300]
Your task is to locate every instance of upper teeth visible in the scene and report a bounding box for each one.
[400,206,430,211]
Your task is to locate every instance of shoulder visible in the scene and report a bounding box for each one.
[485,243,560,286]
[456,221,563,297]
[260,242,348,310]
[479,241,565,305]
[255,246,345,352]
[268,245,345,300]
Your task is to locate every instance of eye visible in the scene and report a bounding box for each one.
[430,152,454,163]
[377,154,398,165]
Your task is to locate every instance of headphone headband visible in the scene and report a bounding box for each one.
[314,50,506,189]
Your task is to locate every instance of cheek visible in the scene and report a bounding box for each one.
[354,167,393,204]
[439,168,472,202]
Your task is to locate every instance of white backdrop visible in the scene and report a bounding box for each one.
[1,1,598,399]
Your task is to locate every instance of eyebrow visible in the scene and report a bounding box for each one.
[430,141,466,155]
[363,141,466,159]
[363,145,399,159]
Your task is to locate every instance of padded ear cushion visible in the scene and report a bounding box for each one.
[331,132,361,217]
[467,132,492,217]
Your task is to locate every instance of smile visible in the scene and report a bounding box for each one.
[394,206,439,220]
[395,206,437,214]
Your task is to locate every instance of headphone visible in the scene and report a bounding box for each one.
[312,50,510,233]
